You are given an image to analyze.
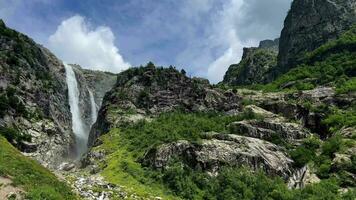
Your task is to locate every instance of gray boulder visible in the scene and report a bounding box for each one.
[142,133,294,178]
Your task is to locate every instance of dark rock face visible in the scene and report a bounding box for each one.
[222,39,279,85]
[277,0,356,74]
[0,20,74,167]
[88,66,241,147]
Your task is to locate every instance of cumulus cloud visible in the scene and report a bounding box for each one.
[188,0,291,83]
[48,15,130,73]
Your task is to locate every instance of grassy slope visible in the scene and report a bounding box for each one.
[0,136,77,200]
[96,111,356,199]
[96,112,256,199]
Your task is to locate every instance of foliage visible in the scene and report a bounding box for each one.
[240,26,356,92]
[0,86,27,117]
[0,136,77,200]
[157,160,349,200]
[118,111,260,157]
[98,110,356,199]
[0,126,31,145]
[336,77,356,94]
[322,107,356,133]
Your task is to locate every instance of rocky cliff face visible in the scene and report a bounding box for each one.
[222,39,278,85]
[276,0,356,74]
[88,64,241,147]
[70,65,116,137]
[0,20,73,167]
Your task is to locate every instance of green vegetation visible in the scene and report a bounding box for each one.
[336,77,356,94]
[0,136,77,200]
[240,26,356,92]
[117,111,259,156]
[97,111,355,199]
[323,107,356,133]
[97,111,261,198]
[0,126,31,146]
[0,86,27,118]
[289,137,321,168]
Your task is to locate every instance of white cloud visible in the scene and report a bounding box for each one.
[48,15,130,73]
[205,0,245,83]
[180,0,291,83]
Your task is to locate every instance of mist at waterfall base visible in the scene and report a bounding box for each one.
[65,64,97,159]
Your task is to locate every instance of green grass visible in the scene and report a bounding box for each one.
[96,111,260,199]
[0,136,77,200]
[99,131,179,199]
[96,111,356,199]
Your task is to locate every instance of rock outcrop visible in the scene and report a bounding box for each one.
[223,39,279,85]
[88,65,241,147]
[276,0,356,74]
[142,132,293,178]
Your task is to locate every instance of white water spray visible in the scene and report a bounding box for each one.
[64,63,87,158]
[88,89,98,125]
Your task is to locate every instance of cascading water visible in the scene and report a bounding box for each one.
[88,89,98,125]
[64,64,87,158]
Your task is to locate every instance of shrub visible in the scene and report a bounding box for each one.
[0,126,31,145]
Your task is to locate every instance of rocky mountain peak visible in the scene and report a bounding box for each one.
[222,39,278,85]
[277,0,356,74]
[258,38,279,52]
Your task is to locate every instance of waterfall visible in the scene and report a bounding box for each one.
[64,63,87,158]
[88,89,98,125]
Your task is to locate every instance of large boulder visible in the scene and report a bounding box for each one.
[142,132,294,178]
[229,105,310,142]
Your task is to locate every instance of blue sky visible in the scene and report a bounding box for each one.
[0,0,292,83]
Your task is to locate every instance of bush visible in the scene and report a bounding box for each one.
[290,146,315,168]
[336,77,356,94]
[0,126,31,145]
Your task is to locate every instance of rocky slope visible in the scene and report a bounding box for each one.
[276,0,356,74]
[222,38,278,85]
[88,64,241,147]
[0,20,74,167]
[0,18,117,165]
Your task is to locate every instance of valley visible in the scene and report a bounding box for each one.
[0,0,355,199]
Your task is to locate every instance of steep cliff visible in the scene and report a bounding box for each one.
[0,20,74,167]
[70,65,116,142]
[222,39,278,85]
[276,0,356,74]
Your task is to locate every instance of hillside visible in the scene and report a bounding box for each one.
[0,136,77,199]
